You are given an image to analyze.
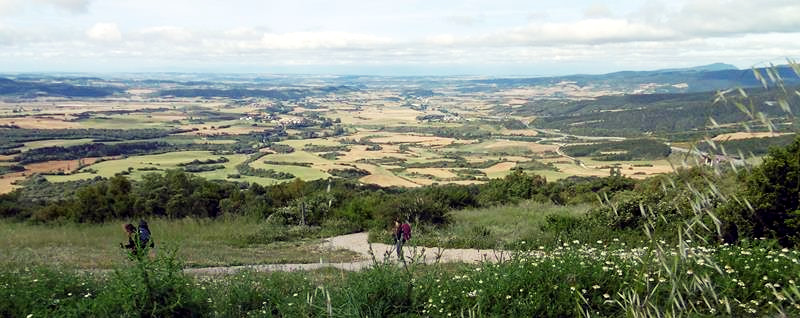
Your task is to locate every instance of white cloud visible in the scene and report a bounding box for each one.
[138,26,192,42]
[258,31,392,50]
[86,22,121,42]
[583,4,613,19]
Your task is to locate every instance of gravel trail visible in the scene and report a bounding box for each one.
[186,232,509,275]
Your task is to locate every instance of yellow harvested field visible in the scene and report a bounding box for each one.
[355,163,420,187]
[360,174,420,187]
[0,157,105,194]
[406,168,458,179]
[279,138,343,149]
[483,162,517,173]
[261,151,333,165]
[0,117,83,129]
[369,134,461,146]
[712,132,792,141]
[337,145,409,162]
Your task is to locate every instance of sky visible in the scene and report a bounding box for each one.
[0,0,799,75]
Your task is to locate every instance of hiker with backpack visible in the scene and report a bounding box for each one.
[120,220,154,258]
[394,219,412,261]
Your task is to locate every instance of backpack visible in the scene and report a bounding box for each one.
[138,226,151,247]
[402,223,411,241]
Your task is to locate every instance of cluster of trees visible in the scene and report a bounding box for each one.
[527,87,800,137]
[561,139,671,161]
[235,153,295,180]
[327,168,370,179]
[176,157,229,166]
[0,167,635,228]
[182,165,225,173]
[16,142,177,164]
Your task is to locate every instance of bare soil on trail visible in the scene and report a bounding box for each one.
[185,232,508,275]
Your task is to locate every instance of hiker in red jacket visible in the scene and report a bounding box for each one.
[394,219,412,261]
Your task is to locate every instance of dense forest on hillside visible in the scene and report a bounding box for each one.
[561,139,671,160]
[525,86,800,137]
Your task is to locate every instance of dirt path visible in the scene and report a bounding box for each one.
[186,232,509,275]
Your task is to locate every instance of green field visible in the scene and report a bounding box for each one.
[260,151,334,165]
[249,161,331,180]
[45,151,248,182]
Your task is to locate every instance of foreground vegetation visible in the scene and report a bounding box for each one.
[2,238,798,317]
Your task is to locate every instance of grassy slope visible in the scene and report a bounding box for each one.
[397,201,592,249]
[0,217,359,269]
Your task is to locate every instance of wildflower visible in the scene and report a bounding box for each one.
[570,286,576,291]
[596,240,603,244]
[592,285,600,290]
[506,295,512,299]
[27,315,33,318]
[293,293,298,297]
[686,270,693,275]
[762,276,768,281]
[207,298,212,303]
[467,290,477,297]
[67,293,72,297]
[603,294,610,299]
[84,293,91,298]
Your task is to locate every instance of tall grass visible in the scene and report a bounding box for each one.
[0,216,359,269]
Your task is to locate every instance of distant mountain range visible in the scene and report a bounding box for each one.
[1,63,797,97]
[470,63,799,94]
